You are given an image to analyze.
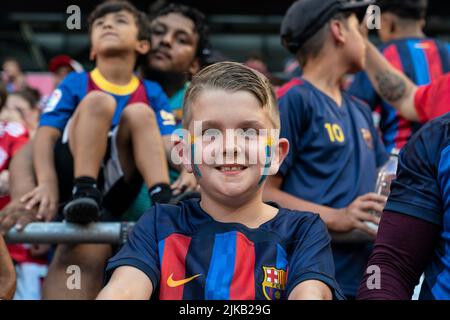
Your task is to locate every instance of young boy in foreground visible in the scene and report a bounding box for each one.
[97,62,343,300]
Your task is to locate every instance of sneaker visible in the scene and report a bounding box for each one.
[63,185,102,224]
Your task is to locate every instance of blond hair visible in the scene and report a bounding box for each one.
[182,61,279,129]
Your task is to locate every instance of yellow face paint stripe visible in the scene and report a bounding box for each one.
[90,68,140,95]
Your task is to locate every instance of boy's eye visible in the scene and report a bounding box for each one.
[116,17,128,24]
[176,35,190,45]
[240,128,258,139]
[151,26,166,36]
[202,129,221,139]
[94,19,104,27]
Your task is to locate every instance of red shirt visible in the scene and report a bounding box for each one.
[414,73,450,122]
[0,121,29,209]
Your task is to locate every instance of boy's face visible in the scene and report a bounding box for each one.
[90,10,149,58]
[181,89,289,203]
[341,14,367,73]
[148,13,199,75]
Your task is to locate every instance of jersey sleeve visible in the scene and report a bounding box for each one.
[384,119,446,225]
[278,89,308,177]
[39,72,84,132]
[286,214,345,300]
[105,206,160,288]
[414,74,450,123]
[347,71,379,110]
[144,81,176,136]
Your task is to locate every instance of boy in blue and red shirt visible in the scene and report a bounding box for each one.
[23,1,176,225]
[97,62,343,300]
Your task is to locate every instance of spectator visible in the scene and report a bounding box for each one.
[264,0,388,298]
[2,57,27,93]
[48,55,84,88]
[4,88,41,136]
[348,0,450,153]
[143,3,209,127]
[0,1,177,300]
[97,62,343,300]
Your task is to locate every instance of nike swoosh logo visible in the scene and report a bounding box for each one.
[167,273,201,287]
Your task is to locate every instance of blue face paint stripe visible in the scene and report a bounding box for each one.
[205,232,237,300]
[258,144,273,185]
[407,40,431,85]
[191,143,201,177]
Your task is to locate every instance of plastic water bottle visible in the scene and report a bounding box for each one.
[366,149,399,232]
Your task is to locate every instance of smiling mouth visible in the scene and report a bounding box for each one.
[215,165,248,174]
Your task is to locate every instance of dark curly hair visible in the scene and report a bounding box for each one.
[150,3,210,64]
[88,1,151,41]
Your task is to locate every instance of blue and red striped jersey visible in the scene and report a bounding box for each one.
[348,37,450,152]
[39,69,176,135]
[105,199,344,300]
[385,112,450,299]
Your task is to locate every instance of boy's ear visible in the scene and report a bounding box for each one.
[136,40,151,55]
[268,137,289,175]
[174,138,194,174]
[189,57,201,76]
[330,19,347,46]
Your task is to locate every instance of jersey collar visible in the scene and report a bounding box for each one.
[90,68,140,96]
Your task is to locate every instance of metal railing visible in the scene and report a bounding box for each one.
[4,222,374,245]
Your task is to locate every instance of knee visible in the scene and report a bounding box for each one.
[121,103,156,126]
[79,91,116,118]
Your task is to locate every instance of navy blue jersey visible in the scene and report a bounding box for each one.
[105,199,344,300]
[348,38,450,153]
[277,78,388,296]
[384,113,450,299]
[40,69,176,135]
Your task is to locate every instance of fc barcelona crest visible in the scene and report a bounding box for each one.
[361,128,374,149]
[262,266,287,300]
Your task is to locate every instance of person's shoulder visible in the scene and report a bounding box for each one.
[269,206,325,239]
[62,71,88,84]
[142,79,166,97]
[150,199,206,234]
[410,113,450,150]
[276,77,306,99]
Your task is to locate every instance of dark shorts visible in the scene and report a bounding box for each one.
[54,132,142,222]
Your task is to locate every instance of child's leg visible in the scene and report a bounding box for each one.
[63,91,116,223]
[116,103,172,203]
[42,244,112,300]
[68,91,116,178]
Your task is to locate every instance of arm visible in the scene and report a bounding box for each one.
[364,40,419,121]
[263,174,385,236]
[20,127,61,220]
[0,141,38,233]
[97,266,153,300]
[289,280,332,300]
[357,211,439,300]
[0,235,16,300]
